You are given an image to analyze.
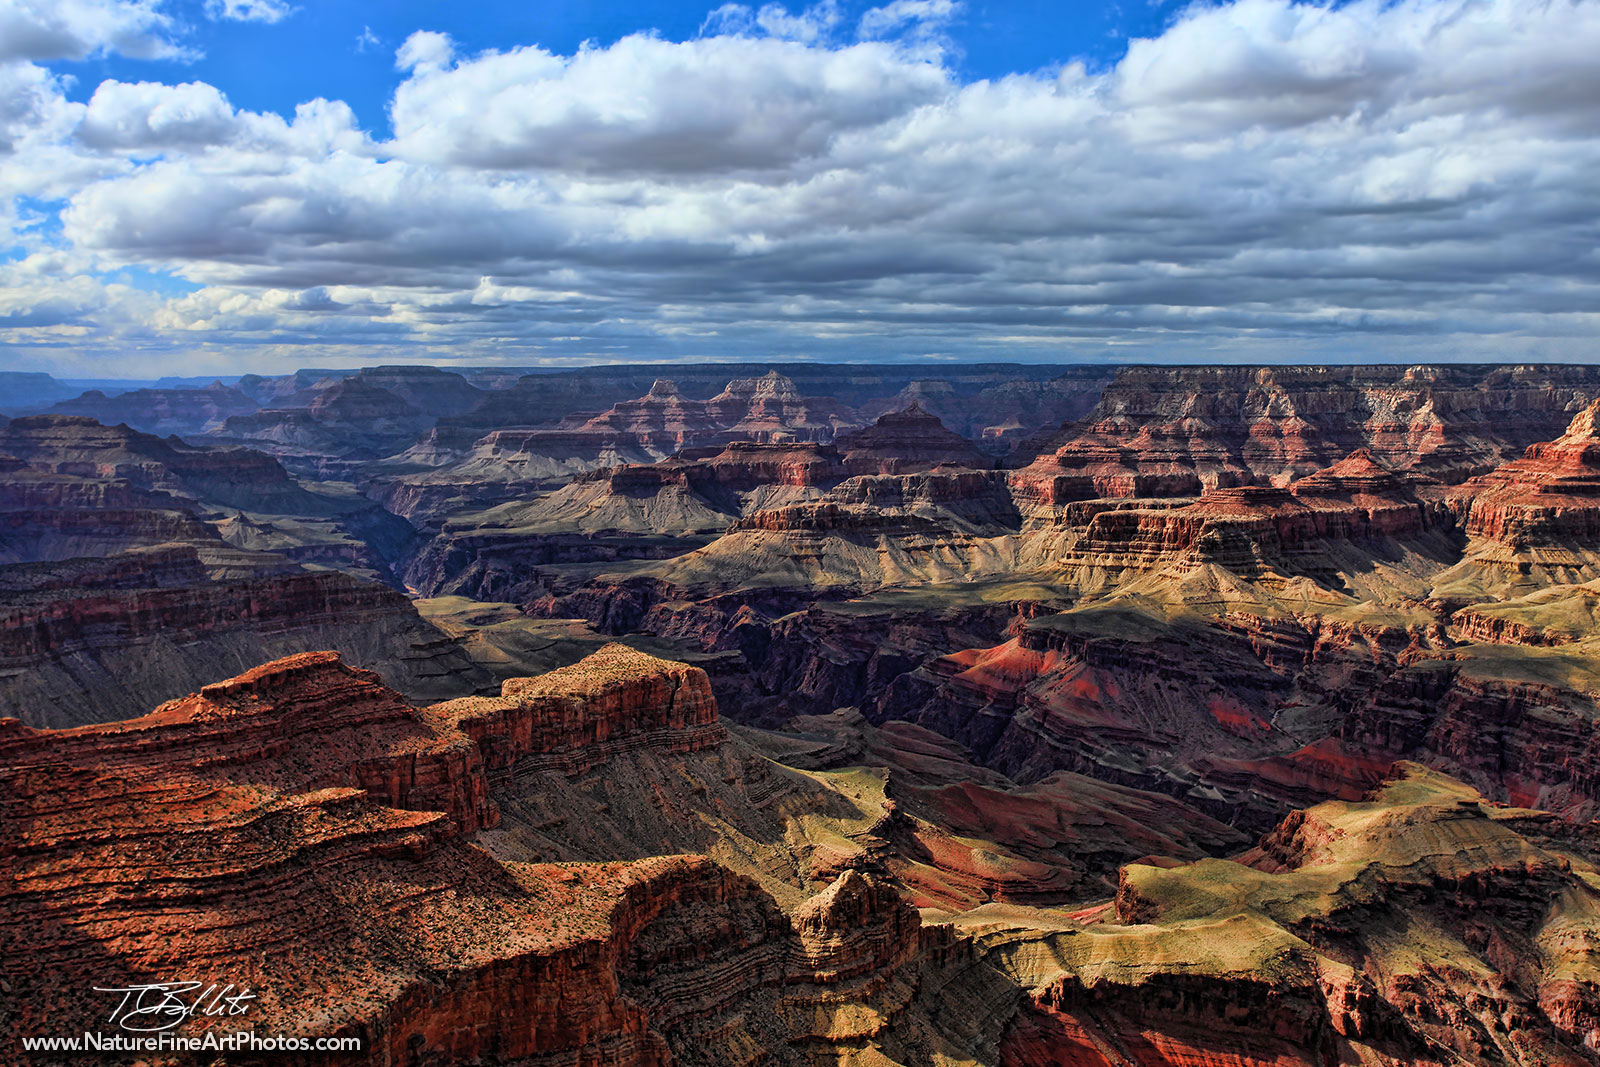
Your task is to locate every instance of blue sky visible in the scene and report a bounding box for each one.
[3,0,1600,376]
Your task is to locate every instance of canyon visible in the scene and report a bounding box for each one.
[4,361,1600,1065]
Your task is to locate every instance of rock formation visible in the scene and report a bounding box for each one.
[12,362,1600,1065]
[4,644,1596,1066]
[0,414,417,583]
[0,370,81,414]
[0,544,488,726]
[0,414,314,513]
[0,646,1042,1065]
[836,402,992,474]
[220,376,436,461]
[219,367,481,463]
[1434,398,1600,589]
[993,765,1600,1067]
[1019,363,1600,494]
[43,382,259,436]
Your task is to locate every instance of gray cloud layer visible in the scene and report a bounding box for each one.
[3,0,1600,374]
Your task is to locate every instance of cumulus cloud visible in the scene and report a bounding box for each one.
[388,32,950,173]
[77,80,239,150]
[0,0,189,62]
[0,60,79,154]
[395,30,454,73]
[74,80,368,156]
[5,0,1600,371]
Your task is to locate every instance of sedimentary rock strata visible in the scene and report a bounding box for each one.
[0,544,487,726]
[11,362,1600,1065]
[0,413,419,583]
[836,402,992,474]
[1436,399,1600,592]
[0,414,312,513]
[0,647,1025,1065]
[44,382,259,436]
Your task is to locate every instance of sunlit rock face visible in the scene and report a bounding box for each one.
[9,362,1600,1066]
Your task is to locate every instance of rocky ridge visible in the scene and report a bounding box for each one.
[11,362,1600,1064]
[5,647,1597,1066]
[0,544,487,726]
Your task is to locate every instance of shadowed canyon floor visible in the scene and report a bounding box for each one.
[4,362,1600,1064]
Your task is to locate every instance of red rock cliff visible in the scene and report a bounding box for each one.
[433,642,726,777]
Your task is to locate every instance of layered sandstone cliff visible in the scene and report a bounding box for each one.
[993,766,1600,1067]
[836,403,992,474]
[0,414,418,583]
[0,414,314,512]
[44,382,259,436]
[1440,400,1600,590]
[1019,364,1600,496]
[0,544,488,726]
[0,647,1004,1067]
[0,469,221,563]
[217,371,473,460]
[433,642,726,777]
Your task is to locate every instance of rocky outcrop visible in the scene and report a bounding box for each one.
[0,650,498,832]
[877,370,1115,448]
[741,595,1046,720]
[880,600,1441,829]
[1342,655,1600,817]
[0,647,1003,1067]
[235,367,353,406]
[836,402,991,474]
[0,471,221,563]
[402,524,708,602]
[559,372,853,459]
[0,545,488,726]
[704,370,854,443]
[1447,581,1600,646]
[0,414,314,512]
[990,766,1600,1067]
[433,643,726,777]
[1451,400,1600,576]
[220,377,436,460]
[0,414,419,583]
[0,370,80,414]
[395,442,851,594]
[1020,364,1600,495]
[403,424,658,490]
[466,443,849,537]
[348,365,485,418]
[44,382,259,436]
[827,469,1021,529]
[424,361,1093,457]
[1057,475,1446,580]
[379,373,857,527]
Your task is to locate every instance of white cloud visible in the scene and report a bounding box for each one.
[858,0,960,40]
[701,2,844,43]
[395,30,455,73]
[204,0,294,23]
[0,0,190,62]
[74,81,369,156]
[78,80,239,150]
[6,0,1600,371]
[388,32,949,173]
[0,60,80,154]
